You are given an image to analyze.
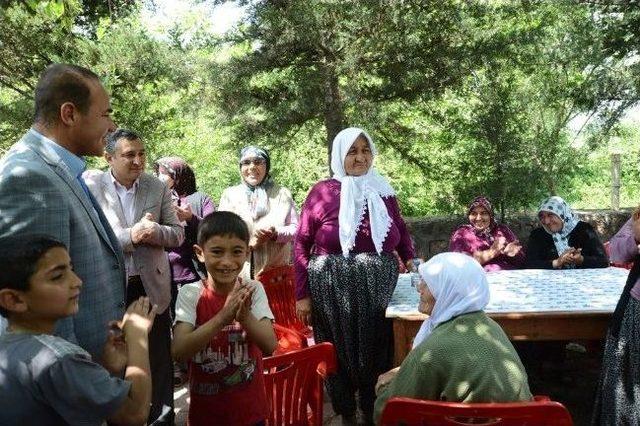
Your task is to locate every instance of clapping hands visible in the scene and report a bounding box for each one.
[174,203,193,222]
[102,297,157,373]
[131,213,158,244]
[252,226,276,248]
[554,247,583,268]
[221,279,255,324]
[490,237,522,258]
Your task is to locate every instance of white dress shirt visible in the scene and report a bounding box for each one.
[111,172,139,277]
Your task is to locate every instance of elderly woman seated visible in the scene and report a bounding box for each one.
[526,196,608,269]
[373,252,532,423]
[449,196,525,271]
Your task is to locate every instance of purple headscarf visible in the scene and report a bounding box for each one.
[467,196,497,237]
[154,156,197,197]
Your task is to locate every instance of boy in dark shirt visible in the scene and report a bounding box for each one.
[0,234,156,425]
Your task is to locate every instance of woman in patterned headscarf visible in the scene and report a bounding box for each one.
[218,146,298,279]
[526,196,608,269]
[294,127,415,424]
[154,157,216,313]
[449,196,525,271]
[155,156,216,387]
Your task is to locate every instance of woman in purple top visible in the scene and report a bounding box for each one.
[154,157,216,315]
[294,127,415,424]
[593,207,640,425]
[449,196,525,271]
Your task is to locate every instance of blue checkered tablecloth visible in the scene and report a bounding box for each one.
[386,267,629,318]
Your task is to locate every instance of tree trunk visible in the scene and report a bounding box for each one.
[321,63,345,176]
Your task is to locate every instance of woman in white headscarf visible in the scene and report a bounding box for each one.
[294,128,416,424]
[526,196,608,269]
[373,252,532,424]
[219,145,299,279]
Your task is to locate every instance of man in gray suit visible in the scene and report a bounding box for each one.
[0,64,126,362]
[84,128,184,425]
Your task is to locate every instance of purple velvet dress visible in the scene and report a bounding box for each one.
[294,179,415,417]
[449,224,525,272]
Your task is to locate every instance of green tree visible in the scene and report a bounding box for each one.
[214,0,472,170]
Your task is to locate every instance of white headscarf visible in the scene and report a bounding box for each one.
[412,252,490,348]
[538,196,580,257]
[331,127,396,257]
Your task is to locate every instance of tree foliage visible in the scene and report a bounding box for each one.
[1,0,639,217]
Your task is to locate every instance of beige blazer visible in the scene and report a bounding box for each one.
[84,170,184,313]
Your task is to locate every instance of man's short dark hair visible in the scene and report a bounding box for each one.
[0,234,67,318]
[197,211,250,246]
[105,128,142,155]
[34,63,101,126]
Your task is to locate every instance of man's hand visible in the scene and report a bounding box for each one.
[131,213,157,244]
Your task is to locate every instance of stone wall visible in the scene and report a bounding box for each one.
[405,209,633,260]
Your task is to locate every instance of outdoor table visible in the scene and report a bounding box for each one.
[386,267,629,366]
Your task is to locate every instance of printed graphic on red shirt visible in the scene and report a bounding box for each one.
[191,323,256,396]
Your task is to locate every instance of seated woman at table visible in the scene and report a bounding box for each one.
[526,196,608,269]
[592,206,640,425]
[373,252,532,423]
[606,211,637,269]
[449,196,525,271]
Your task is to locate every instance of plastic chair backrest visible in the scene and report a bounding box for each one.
[380,396,573,426]
[604,241,634,269]
[257,265,307,330]
[273,323,307,356]
[263,342,337,426]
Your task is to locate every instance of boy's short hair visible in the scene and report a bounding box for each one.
[197,211,250,246]
[0,234,66,317]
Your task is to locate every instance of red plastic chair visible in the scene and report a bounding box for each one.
[380,396,573,426]
[273,323,308,356]
[257,265,312,338]
[263,342,337,426]
[604,241,634,269]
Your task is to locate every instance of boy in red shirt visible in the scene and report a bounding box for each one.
[172,211,277,425]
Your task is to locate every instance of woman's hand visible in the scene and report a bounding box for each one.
[405,258,423,272]
[503,241,522,257]
[553,248,575,268]
[174,203,193,221]
[566,247,583,265]
[375,366,400,396]
[296,297,312,326]
[488,237,507,258]
[253,227,276,248]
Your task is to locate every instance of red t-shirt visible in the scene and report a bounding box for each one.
[187,282,268,425]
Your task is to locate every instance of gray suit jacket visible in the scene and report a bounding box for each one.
[0,130,126,360]
[84,170,184,313]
